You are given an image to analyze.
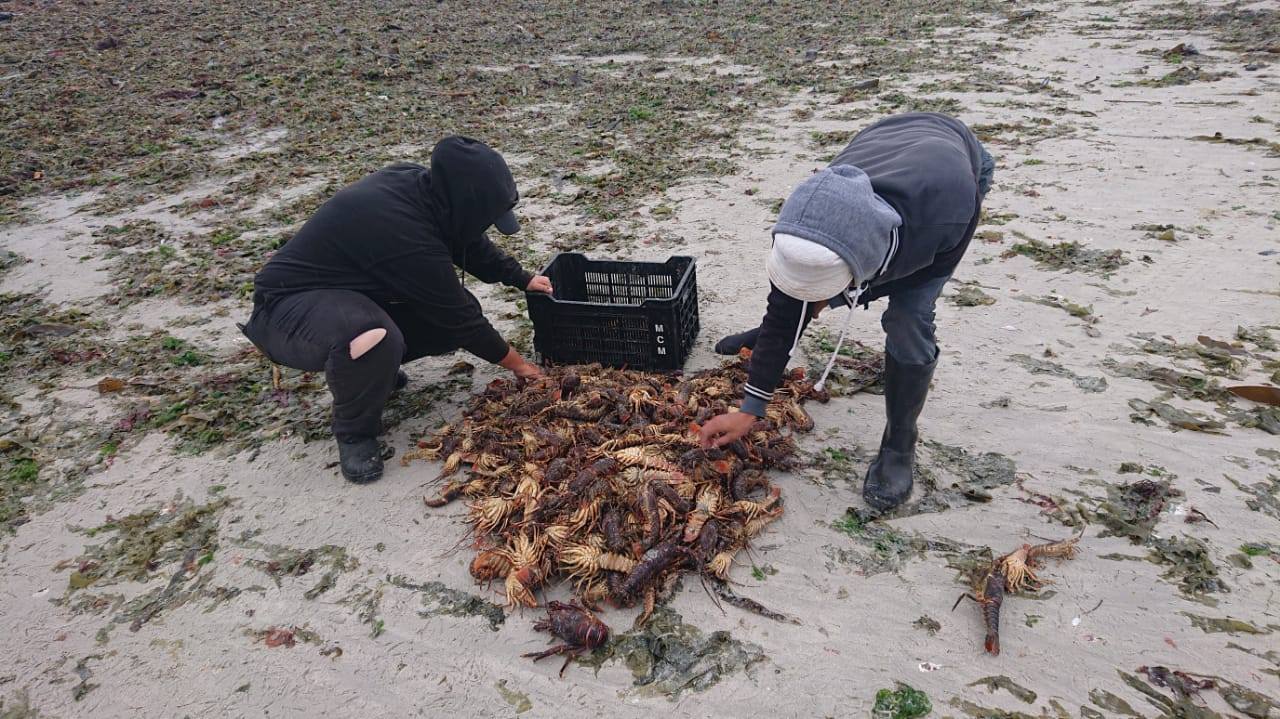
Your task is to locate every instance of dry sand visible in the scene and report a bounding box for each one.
[1,1,1278,717]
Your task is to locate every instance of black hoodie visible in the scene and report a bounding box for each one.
[252,137,533,363]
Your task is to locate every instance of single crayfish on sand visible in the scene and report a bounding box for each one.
[522,601,610,676]
[953,535,1081,655]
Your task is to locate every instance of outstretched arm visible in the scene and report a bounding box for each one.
[455,232,535,289]
[700,284,811,448]
[369,245,522,366]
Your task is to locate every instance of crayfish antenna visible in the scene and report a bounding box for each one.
[696,571,726,616]
[436,525,479,560]
[952,592,978,611]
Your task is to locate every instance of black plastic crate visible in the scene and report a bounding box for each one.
[526,253,699,371]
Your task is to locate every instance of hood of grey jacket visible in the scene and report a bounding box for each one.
[771,165,902,287]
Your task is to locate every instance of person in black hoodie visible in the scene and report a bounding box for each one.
[241,137,550,484]
[698,113,994,512]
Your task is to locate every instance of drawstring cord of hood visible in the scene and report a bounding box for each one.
[813,287,859,393]
[787,300,809,358]
[812,226,900,393]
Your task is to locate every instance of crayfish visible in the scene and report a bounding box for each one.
[405,356,817,644]
[954,535,1081,655]
[522,602,610,676]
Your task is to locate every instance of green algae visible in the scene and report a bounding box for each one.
[388,575,506,632]
[949,284,997,307]
[1010,354,1108,393]
[69,496,230,588]
[1180,613,1272,636]
[242,541,357,599]
[874,683,932,719]
[1003,239,1128,275]
[578,606,764,701]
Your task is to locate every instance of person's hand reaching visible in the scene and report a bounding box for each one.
[698,411,756,449]
[526,275,554,294]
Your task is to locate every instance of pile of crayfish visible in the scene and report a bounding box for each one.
[404,353,821,626]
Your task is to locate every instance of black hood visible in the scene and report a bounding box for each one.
[427,136,519,249]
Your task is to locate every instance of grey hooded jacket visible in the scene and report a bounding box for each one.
[740,112,985,417]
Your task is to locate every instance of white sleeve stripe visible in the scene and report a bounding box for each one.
[743,384,773,400]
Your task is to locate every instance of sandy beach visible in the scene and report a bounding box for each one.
[1,1,1277,716]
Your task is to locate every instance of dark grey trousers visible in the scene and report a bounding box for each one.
[241,290,460,440]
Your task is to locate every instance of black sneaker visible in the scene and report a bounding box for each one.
[337,436,384,484]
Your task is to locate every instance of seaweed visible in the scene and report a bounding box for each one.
[1089,688,1142,717]
[0,250,26,278]
[1010,354,1108,393]
[913,616,941,636]
[873,683,932,719]
[0,444,42,535]
[1226,475,1280,521]
[341,583,386,638]
[1225,406,1280,435]
[949,284,997,307]
[1125,335,1245,377]
[971,119,1076,147]
[1093,478,1182,543]
[387,575,506,632]
[1189,133,1280,157]
[1017,294,1097,321]
[1141,3,1278,51]
[950,698,1067,719]
[1002,239,1128,275]
[1227,643,1280,680]
[1180,613,1272,636]
[802,328,884,397]
[75,568,243,644]
[969,675,1038,704]
[1135,66,1236,87]
[241,541,356,599]
[921,440,1018,502]
[875,92,964,115]
[70,654,103,702]
[1102,360,1233,404]
[808,445,863,489]
[578,606,764,701]
[66,496,230,589]
[1236,326,1277,352]
[1122,666,1280,719]
[1128,399,1227,434]
[1146,536,1228,600]
[828,509,975,575]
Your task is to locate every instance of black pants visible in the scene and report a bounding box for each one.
[241,290,461,440]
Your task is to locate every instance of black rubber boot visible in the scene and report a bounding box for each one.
[394,369,408,392]
[337,436,384,484]
[714,326,761,355]
[863,353,937,512]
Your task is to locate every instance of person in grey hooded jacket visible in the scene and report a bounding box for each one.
[699,112,995,512]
